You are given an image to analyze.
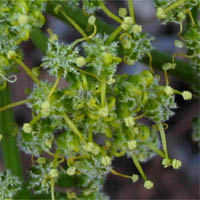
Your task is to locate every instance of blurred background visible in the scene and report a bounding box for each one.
[4,0,200,199]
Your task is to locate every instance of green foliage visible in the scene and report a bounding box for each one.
[191,117,200,146]
[0,170,22,199]
[0,0,198,199]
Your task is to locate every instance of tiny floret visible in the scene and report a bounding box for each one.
[67,166,76,176]
[162,63,176,71]
[144,180,154,189]
[118,8,127,17]
[101,156,111,166]
[172,159,182,169]
[18,15,29,24]
[156,7,166,19]
[98,107,109,118]
[49,169,58,178]
[0,134,2,142]
[165,86,174,96]
[127,140,137,150]
[124,17,133,25]
[22,123,32,133]
[131,174,139,182]
[132,24,142,34]
[182,91,192,100]
[124,116,135,127]
[41,101,51,117]
[76,56,86,67]
[103,52,113,65]
[174,40,183,48]
[162,158,171,168]
[88,15,96,25]
[7,51,16,59]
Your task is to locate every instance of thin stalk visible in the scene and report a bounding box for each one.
[164,0,185,13]
[111,169,132,179]
[98,1,122,24]
[30,113,42,126]
[58,8,88,38]
[62,113,86,143]
[105,25,122,45]
[132,154,147,181]
[147,143,165,158]
[73,66,100,81]
[127,0,136,23]
[0,99,28,112]
[48,75,62,99]
[101,75,106,107]
[50,179,55,200]
[157,121,169,158]
[14,58,40,84]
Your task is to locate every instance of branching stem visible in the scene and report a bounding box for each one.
[0,99,28,112]
[127,0,136,23]
[98,1,122,23]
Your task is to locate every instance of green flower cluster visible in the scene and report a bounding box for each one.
[0,170,22,199]
[17,29,186,197]
[183,21,200,76]
[67,0,103,13]
[0,0,195,199]
[0,0,46,83]
[119,16,153,65]
[191,117,200,147]
[154,0,198,24]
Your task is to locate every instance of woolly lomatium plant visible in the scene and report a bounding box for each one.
[0,0,198,199]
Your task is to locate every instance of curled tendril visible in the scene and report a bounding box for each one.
[0,74,17,83]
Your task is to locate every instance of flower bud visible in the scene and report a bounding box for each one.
[76,56,86,67]
[22,123,32,133]
[18,15,28,24]
[132,24,142,33]
[131,174,139,182]
[156,7,166,19]
[182,91,192,100]
[41,101,51,117]
[49,169,58,178]
[103,52,113,65]
[98,107,109,118]
[128,140,137,150]
[124,17,133,25]
[172,159,182,169]
[119,8,127,17]
[164,86,174,96]
[124,116,135,127]
[88,15,96,25]
[162,158,171,168]
[67,166,76,176]
[101,156,111,166]
[144,180,154,189]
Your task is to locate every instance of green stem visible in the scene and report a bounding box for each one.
[110,169,132,179]
[0,86,23,177]
[164,0,185,13]
[58,7,88,38]
[48,74,61,99]
[62,113,86,143]
[105,25,122,45]
[127,0,136,23]
[34,3,199,86]
[98,1,123,23]
[157,121,169,158]
[101,75,106,107]
[132,154,147,181]
[14,58,40,84]
[147,143,165,158]
[0,99,28,112]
